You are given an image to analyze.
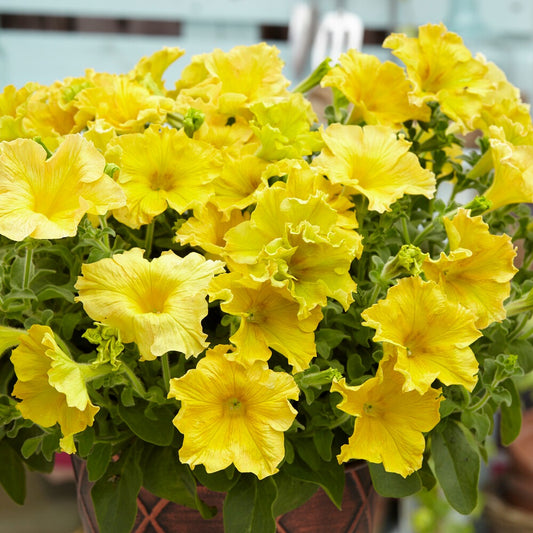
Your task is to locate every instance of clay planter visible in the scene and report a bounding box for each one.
[72,458,384,533]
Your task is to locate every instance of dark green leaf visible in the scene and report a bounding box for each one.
[193,464,239,493]
[500,379,522,446]
[92,445,143,533]
[312,429,333,462]
[272,470,317,517]
[36,284,75,302]
[21,436,42,459]
[87,442,112,482]
[142,444,215,517]
[283,455,345,509]
[461,410,491,441]
[0,440,26,504]
[368,462,421,498]
[118,403,174,446]
[223,475,277,533]
[75,426,95,457]
[432,421,480,514]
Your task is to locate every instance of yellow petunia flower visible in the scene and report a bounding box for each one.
[423,209,518,329]
[331,356,442,477]
[168,344,299,479]
[249,93,323,160]
[107,125,222,228]
[321,49,430,128]
[211,153,268,215]
[0,82,40,141]
[128,47,185,93]
[209,272,322,372]
[361,276,481,393]
[0,135,126,241]
[75,72,176,134]
[175,43,291,117]
[223,186,362,317]
[175,202,249,260]
[312,124,435,212]
[75,248,225,360]
[383,23,493,130]
[11,325,99,453]
[483,134,533,210]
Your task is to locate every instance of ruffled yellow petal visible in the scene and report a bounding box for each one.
[10,325,99,453]
[75,248,225,360]
[424,209,518,328]
[312,124,435,212]
[361,276,481,393]
[332,357,441,477]
[321,50,430,128]
[0,135,125,241]
[168,345,299,479]
[209,272,322,372]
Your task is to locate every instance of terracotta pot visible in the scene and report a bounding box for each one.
[72,457,384,533]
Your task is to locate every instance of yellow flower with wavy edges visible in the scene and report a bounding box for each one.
[312,124,435,213]
[75,72,176,134]
[0,135,126,241]
[223,186,362,317]
[361,276,481,393]
[249,93,323,160]
[423,209,517,329]
[129,47,185,93]
[209,272,322,372]
[0,82,40,141]
[175,202,249,260]
[107,125,221,228]
[11,325,99,453]
[483,134,533,210]
[175,43,290,117]
[383,23,492,130]
[211,153,268,215]
[321,49,430,128]
[168,344,299,479]
[75,248,225,360]
[331,356,441,477]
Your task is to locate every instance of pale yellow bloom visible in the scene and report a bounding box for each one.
[108,125,221,228]
[209,272,322,372]
[0,135,125,241]
[168,345,299,479]
[75,248,225,360]
[312,124,435,212]
[11,325,99,453]
[423,209,518,329]
[332,356,441,477]
[129,47,185,93]
[361,276,481,393]
[321,49,430,128]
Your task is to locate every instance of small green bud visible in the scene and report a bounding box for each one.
[381,244,428,280]
[183,108,205,138]
[462,196,492,216]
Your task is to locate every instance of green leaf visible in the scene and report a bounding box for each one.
[312,429,334,462]
[21,436,42,459]
[86,442,112,482]
[193,464,239,493]
[272,470,317,517]
[283,455,345,509]
[142,445,208,513]
[461,410,492,442]
[118,402,174,446]
[92,445,143,533]
[223,475,277,533]
[368,462,421,498]
[0,439,26,504]
[75,426,95,457]
[500,379,522,446]
[431,420,480,514]
[36,284,75,302]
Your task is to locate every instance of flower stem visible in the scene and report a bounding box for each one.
[23,247,34,290]
[144,221,155,258]
[121,364,147,398]
[161,353,171,393]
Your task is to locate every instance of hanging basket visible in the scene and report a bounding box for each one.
[72,457,385,533]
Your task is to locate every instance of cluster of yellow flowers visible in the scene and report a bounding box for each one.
[0,22,530,497]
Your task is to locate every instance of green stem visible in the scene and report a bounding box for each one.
[161,353,171,393]
[23,247,34,290]
[144,221,155,258]
[401,217,411,244]
[121,364,147,398]
[99,215,110,250]
[468,390,492,413]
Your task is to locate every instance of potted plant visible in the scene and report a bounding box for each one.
[0,22,531,533]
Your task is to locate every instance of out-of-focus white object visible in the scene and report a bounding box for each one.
[310,0,364,68]
[289,2,319,78]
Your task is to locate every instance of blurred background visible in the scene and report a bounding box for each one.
[0,1,532,532]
